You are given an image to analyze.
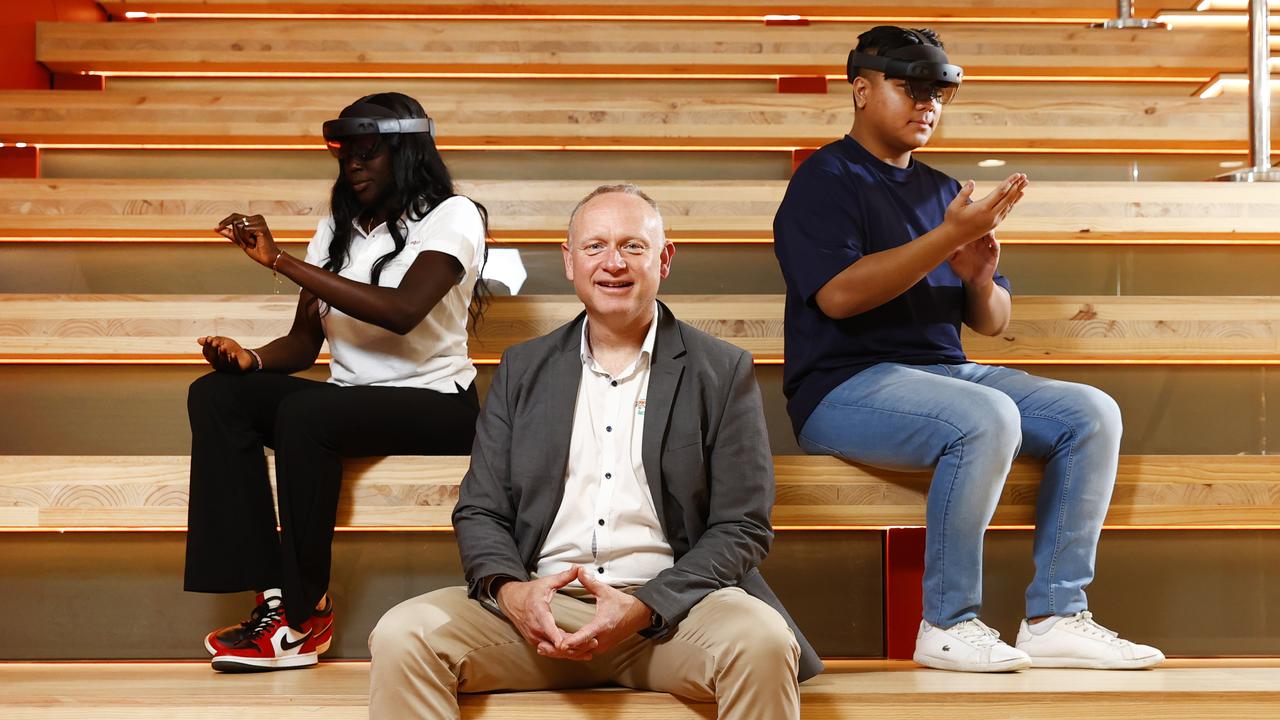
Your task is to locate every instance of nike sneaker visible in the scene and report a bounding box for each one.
[210,593,317,673]
[204,588,284,656]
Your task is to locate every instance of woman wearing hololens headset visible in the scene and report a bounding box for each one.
[185,92,489,673]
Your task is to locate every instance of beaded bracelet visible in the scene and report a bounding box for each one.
[247,348,264,372]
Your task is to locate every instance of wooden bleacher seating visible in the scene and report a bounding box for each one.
[4,659,1279,719]
[35,21,1246,82]
[8,0,1280,700]
[2,294,1278,363]
[0,84,1264,153]
[96,0,1139,22]
[3,454,1277,529]
[3,179,1279,244]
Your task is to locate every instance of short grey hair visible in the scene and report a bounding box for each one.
[566,183,667,245]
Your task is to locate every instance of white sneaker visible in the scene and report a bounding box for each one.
[1015,611,1165,669]
[913,618,1032,672]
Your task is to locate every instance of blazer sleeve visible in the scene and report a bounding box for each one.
[634,349,775,632]
[453,350,531,600]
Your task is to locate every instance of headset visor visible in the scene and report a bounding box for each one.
[321,114,434,159]
[325,134,387,162]
[900,79,960,105]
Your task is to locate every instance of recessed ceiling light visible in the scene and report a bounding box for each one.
[977,159,1007,168]
[1219,160,1245,168]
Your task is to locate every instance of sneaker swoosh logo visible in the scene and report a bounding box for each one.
[280,630,311,652]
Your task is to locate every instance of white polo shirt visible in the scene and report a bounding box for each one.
[302,195,484,392]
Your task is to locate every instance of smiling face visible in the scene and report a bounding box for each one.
[852,71,943,154]
[562,191,674,327]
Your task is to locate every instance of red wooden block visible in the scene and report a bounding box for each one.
[884,527,926,659]
[53,72,105,90]
[777,76,828,94]
[0,146,41,178]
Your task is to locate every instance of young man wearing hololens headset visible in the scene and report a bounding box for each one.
[772,27,1164,672]
[186,92,488,673]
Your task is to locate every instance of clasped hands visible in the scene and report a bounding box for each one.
[495,565,654,661]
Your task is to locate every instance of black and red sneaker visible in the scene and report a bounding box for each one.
[204,588,284,656]
[210,596,317,673]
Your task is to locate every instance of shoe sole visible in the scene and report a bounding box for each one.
[1026,653,1166,670]
[211,652,318,673]
[913,652,1033,673]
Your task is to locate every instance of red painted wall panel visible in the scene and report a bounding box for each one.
[0,0,106,90]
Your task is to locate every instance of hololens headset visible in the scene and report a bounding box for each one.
[846,31,963,105]
[321,102,436,161]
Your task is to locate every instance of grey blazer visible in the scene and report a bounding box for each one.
[453,301,823,681]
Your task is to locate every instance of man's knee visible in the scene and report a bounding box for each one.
[704,592,799,673]
[1068,384,1123,440]
[949,387,1022,456]
[370,587,468,666]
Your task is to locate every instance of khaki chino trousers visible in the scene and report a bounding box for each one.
[368,585,801,719]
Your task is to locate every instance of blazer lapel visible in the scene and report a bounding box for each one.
[530,315,587,555]
[641,303,686,537]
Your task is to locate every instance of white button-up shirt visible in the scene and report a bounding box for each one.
[535,307,675,587]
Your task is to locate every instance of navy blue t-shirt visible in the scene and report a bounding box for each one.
[773,135,1011,435]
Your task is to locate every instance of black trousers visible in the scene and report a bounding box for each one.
[184,371,479,627]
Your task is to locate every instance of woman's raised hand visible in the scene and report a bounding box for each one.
[216,213,282,268]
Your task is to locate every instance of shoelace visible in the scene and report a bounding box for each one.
[1062,611,1129,645]
[950,618,1003,649]
[234,599,272,633]
[243,602,286,642]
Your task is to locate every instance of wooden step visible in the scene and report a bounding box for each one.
[1196,72,1280,100]
[2,294,1279,364]
[36,21,1242,82]
[2,454,1277,529]
[97,0,1135,22]
[4,180,1278,245]
[0,84,1266,153]
[3,659,1277,719]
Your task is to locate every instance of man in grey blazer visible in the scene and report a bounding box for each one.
[369,184,821,719]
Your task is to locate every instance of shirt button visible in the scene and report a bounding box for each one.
[611,380,618,387]
[606,425,612,432]
[605,472,612,479]
[598,519,605,526]
[597,567,605,574]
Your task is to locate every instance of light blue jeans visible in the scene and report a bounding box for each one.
[798,362,1121,627]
